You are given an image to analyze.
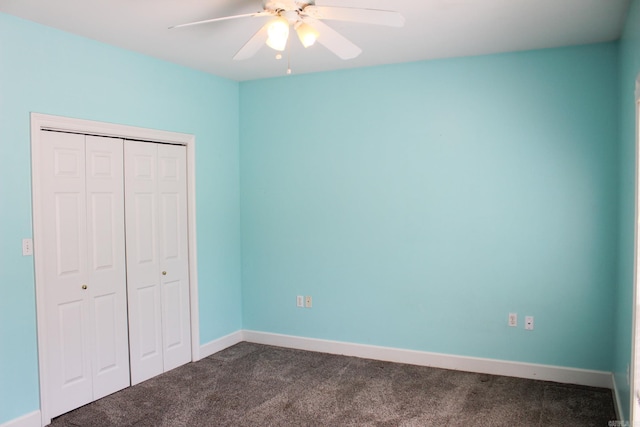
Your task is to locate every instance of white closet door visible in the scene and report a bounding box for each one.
[40,132,129,418]
[125,141,164,385]
[85,136,130,399]
[157,144,191,371]
[41,131,92,417]
[125,141,191,384]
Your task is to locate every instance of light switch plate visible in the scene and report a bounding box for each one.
[22,238,33,256]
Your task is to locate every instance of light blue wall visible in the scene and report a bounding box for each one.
[240,44,620,369]
[0,13,242,424]
[614,0,640,421]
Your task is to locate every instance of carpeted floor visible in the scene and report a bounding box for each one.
[51,342,617,426]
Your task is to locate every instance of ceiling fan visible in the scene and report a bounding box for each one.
[169,0,405,61]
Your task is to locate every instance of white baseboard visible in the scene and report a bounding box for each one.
[243,330,613,389]
[0,411,41,427]
[199,330,244,359]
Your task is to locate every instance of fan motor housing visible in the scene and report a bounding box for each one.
[264,0,313,13]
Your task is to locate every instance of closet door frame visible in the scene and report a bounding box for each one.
[31,113,201,426]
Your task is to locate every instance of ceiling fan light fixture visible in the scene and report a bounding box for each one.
[171,3,404,63]
[266,17,290,52]
[295,22,319,48]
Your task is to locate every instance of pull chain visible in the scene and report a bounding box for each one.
[286,30,292,75]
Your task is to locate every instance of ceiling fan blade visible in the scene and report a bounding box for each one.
[302,17,362,60]
[169,11,271,30]
[303,6,405,27]
[233,22,270,61]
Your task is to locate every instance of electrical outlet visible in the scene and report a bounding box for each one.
[305,296,312,308]
[508,313,517,327]
[22,238,33,256]
[296,295,304,307]
[525,316,534,330]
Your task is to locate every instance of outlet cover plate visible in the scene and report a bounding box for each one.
[525,316,534,330]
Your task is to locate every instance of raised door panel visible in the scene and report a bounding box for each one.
[157,144,191,371]
[124,141,164,385]
[85,136,130,399]
[40,131,92,418]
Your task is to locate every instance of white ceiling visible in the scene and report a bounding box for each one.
[0,0,630,81]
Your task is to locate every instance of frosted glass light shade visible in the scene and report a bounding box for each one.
[266,17,289,51]
[296,23,319,48]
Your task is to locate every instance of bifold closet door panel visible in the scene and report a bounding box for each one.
[41,131,93,417]
[85,136,130,400]
[125,141,164,385]
[157,143,191,372]
[40,132,130,418]
[125,141,191,384]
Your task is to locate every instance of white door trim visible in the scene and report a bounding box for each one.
[631,74,640,425]
[30,113,201,426]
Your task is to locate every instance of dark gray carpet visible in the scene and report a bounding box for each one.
[51,342,617,426]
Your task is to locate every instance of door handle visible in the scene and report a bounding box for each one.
[162,271,167,276]
[81,284,87,290]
